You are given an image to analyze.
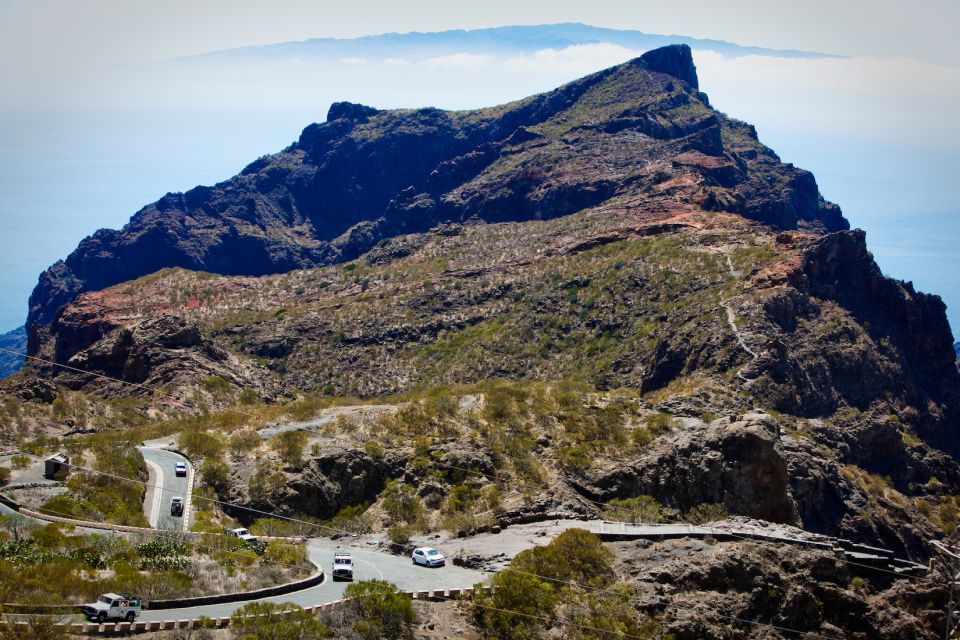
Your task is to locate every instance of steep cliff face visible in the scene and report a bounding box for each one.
[26,44,846,343]
[0,326,26,380]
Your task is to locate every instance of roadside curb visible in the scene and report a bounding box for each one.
[19,586,494,635]
[146,569,325,610]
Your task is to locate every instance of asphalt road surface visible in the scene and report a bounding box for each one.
[135,537,483,622]
[140,446,192,532]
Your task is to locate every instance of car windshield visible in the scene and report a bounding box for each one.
[236,529,249,535]
[427,550,440,556]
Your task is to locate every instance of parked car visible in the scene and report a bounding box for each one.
[225,527,258,542]
[412,547,445,567]
[332,553,354,581]
[170,496,184,517]
[81,593,141,623]
[174,462,187,477]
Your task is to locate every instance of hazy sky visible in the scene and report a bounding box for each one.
[0,0,958,93]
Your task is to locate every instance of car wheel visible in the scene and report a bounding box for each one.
[126,612,136,622]
[97,612,106,623]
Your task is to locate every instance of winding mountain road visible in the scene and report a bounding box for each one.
[108,537,481,622]
[140,443,192,531]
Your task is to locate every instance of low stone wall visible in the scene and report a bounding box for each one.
[6,586,494,635]
[0,491,302,544]
[147,570,325,610]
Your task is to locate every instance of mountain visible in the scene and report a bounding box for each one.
[26,45,845,344]
[0,326,26,380]
[183,22,840,62]
[6,44,960,638]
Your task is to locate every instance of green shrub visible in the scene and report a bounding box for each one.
[363,440,385,459]
[41,437,148,527]
[238,389,260,406]
[556,446,592,475]
[201,376,232,394]
[341,580,414,640]
[180,430,225,459]
[272,431,309,468]
[631,427,653,448]
[387,525,412,546]
[380,481,423,525]
[200,458,230,493]
[230,601,329,640]
[602,496,664,524]
[643,413,678,435]
[686,502,729,524]
[327,503,372,535]
[229,430,260,458]
[264,541,308,567]
[473,529,647,640]
[10,455,30,470]
[248,463,286,503]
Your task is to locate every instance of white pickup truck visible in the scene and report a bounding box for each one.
[81,593,142,623]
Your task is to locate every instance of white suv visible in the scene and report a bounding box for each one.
[82,593,141,623]
[225,527,258,542]
[332,553,354,581]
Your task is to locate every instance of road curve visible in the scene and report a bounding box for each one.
[139,445,192,532]
[136,538,484,622]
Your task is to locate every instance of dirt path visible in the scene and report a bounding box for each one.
[720,253,761,386]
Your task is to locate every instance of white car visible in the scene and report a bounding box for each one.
[170,496,184,517]
[412,547,445,567]
[225,527,258,542]
[175,462,187,477]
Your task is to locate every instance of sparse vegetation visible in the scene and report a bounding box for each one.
[473,529,658,639]
[231,601,330,640]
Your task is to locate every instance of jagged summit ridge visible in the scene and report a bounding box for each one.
[26,44,847,340]
[632,44,699,89]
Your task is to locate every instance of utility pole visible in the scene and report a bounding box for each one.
[932,538,960,640]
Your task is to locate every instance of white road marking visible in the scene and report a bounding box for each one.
[181,461,194,532]
[144,459,164,528]
[353,556,384,580]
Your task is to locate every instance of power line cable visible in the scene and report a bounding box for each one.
[2,345,934,585]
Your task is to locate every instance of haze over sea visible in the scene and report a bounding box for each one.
[1,24,957,334]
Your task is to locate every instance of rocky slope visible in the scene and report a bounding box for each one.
[26,44,846,348]
[0,326,26,380]
[3,44,959,639]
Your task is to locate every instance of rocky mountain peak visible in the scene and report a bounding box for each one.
[632,43,699,89]
[326,101,380,122]
[25,44,847,339]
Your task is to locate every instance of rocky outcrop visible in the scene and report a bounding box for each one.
[572,413,799,524]
[29,314,280,400]
[26,44,847,343]
[616,538,940,640]
[737,230,960,452]
[254,448,391,520]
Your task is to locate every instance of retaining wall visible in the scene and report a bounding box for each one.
[147,570,324,610]
[4,586,494,636]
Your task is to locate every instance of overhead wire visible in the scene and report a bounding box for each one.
[3,342,934,584]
